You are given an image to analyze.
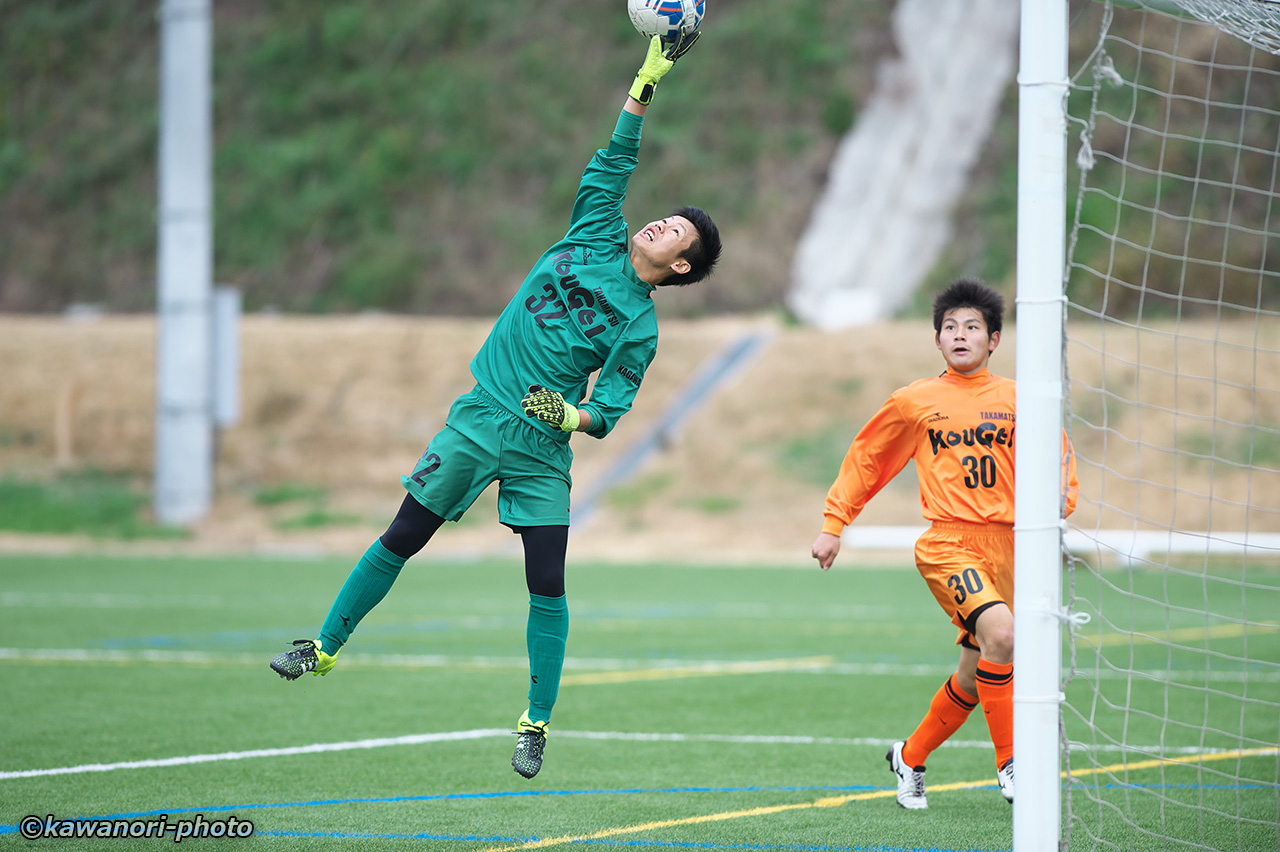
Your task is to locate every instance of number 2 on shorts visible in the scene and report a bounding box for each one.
[410,453,442,485]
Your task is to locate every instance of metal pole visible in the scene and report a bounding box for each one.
[154,0,213,524]
[1014,0,1069,848]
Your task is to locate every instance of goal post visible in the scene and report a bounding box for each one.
[1019,0,1280,849]
[1013,1,1070,850]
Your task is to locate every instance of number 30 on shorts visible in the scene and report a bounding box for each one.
[947,567,985,604]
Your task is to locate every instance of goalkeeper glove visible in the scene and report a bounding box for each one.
[521,385,581,432]
[628,28,700,106]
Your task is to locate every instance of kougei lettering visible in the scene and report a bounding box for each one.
[927,421,1013,454]
[530,249,607,338]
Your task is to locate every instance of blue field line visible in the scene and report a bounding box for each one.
[6,784,887,825]
[98,616,526,650]
[1077,782,1277,792]
[98,598,888,652]
[259,829,532,843]
[5,781,1267,843]
[562,841,1004,852]
[22,777,1249,823]
[5,777,1261,835]
[100,626,310,649]
[0,785,892,837]
[96,603,758,650]
[254,830,1007,852]
[3,822,1004,852]
[5,779,1267,851]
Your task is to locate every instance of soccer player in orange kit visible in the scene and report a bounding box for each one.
[810,278,1078,809]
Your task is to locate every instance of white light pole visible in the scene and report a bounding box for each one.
[154,0,213,524]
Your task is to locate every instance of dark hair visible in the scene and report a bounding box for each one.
[661,205,722,287]
[932,278,1005,335]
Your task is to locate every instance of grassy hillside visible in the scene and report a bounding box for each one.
[0,0,896,315]
[5,2,1273,319]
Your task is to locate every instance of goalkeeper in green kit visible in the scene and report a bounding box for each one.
[268,29,718,780]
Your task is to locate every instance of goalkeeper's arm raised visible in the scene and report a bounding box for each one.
[626,28,700,113]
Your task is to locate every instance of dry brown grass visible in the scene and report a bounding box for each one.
[2,313,1277,564]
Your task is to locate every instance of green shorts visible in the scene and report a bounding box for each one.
[400,386,573,528]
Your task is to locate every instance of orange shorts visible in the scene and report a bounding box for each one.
[913,521,1014,647]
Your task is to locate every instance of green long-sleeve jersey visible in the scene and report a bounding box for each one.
[469,108,658,442]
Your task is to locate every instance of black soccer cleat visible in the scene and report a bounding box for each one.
[269,639,337,680]
[512,711,548,778]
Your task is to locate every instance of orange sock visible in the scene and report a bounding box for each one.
[975,658,1014,768]
[901,673,978,768]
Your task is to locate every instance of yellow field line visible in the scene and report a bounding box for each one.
[475,746,1280,852]
[474,794,873,852]
[1086,622,1278,648]
[559,656,835,686]
[1065,746,1278,778]
[0,650,836,681]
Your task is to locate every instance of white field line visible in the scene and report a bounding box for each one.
[1,728,1257,781]
[0,648,911,674]
[0,592,224,609]
[471,748,1280,852]
[557,732,1273,759]
[2,647,1275,683]
[0,730,508,780]
[560,656,835,685]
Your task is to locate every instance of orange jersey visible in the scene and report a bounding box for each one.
[822,367,1078,535]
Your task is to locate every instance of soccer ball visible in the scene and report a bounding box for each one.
[627,0,705,41]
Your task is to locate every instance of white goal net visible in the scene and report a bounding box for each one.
[1061,0,1280,849]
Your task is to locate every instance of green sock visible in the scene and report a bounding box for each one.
[318,540,405,654]
[526,593,568,722]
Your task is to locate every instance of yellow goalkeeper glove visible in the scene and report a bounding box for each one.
[628,28,700,106]
[520,385,581,432]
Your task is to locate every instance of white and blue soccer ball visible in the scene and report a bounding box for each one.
[627,0,705,41]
